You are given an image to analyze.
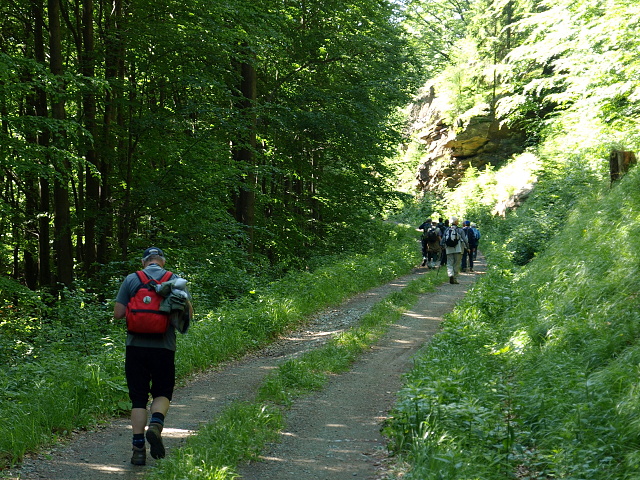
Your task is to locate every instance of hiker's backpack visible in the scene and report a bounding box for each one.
[465,226,477,246]
[424,225,439,243]
[444,227,459,247]
[126,270,174,334]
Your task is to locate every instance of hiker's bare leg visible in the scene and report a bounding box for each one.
[131,396,169,434]
[150,396,170,417]
[131,408,147,435]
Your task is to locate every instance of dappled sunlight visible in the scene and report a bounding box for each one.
[489,330,530,356]
[403,311,444,321]
[163,427,193,439]
[390,338,416,345]
[284,330,342,341]
[59,462,129,474]
[260,428,375,474]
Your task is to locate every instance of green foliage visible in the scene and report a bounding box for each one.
[400,0,473,79]
[383,160,640,478]
[498,0,640,148]
[0,0,423,293]
[385,191,441,227]
[498,153,602,265]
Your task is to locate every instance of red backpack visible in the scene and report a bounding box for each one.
[126,270,174,334]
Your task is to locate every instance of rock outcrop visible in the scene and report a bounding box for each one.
[408,86,525,191]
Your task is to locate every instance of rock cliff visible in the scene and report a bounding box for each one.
[408,85,525,191]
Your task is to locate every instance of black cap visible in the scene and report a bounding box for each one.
[142,247,164,262]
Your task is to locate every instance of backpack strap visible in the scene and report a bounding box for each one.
[135,270,150,284]
[160,271,174,283]
[134,270,173,288]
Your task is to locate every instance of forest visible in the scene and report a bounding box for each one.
[1,0,420,293]
[2,0,640,478]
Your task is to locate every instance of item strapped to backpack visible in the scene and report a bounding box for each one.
[444,227,459,247]
[126,270,174,334]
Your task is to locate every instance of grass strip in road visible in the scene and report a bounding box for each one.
[149,402,284,480]
[148,269,445,480]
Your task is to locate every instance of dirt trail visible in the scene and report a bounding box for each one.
[7,258,483,480]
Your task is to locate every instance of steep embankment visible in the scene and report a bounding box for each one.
[384,166,640,479]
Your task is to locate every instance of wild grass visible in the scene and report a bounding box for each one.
[384,166,640,479]
[0,222,420,468]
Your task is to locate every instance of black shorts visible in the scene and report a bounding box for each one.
[125,346,176,409]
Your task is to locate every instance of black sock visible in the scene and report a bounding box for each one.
[150,412,165,426]
[132,433,145,448]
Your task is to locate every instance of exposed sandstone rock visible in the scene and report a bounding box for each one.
[408,87,525,192]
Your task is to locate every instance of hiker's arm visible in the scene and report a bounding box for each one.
[114,302,126,319]
[462,232,469,249]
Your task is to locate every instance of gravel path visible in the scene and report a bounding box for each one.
[6,258,483,480]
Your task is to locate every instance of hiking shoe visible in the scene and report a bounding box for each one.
[449,276,454,284]
[452,277,459,284]
[146,423,165,459]
[131,445,146,466]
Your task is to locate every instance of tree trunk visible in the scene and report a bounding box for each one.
[232,48,258,257]
[49,0,74,286]
[104,0,126,260]
[81,0,100,273]
[610,150,637,183]
[31,0,52,287]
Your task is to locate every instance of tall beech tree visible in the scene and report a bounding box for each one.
[0,0,420,290]
[48,0,74,286]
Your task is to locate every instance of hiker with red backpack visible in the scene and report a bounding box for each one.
[113,247,193,466]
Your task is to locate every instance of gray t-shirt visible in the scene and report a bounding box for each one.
[443,226,469,254]
[115,263,178,351]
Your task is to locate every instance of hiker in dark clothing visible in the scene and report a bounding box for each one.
[471,222,481,259]
[439,218,449,266]
[418,218,441,268]
[461,220,477,272]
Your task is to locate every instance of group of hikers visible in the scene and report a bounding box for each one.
[111,221,482,465]
[418,216,481,284]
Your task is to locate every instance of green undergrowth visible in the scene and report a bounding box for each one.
[384,167,640,479]
[145,265,444,480]
[175,224,418,379]
[148,403,284,480]
[0,224,420,469]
